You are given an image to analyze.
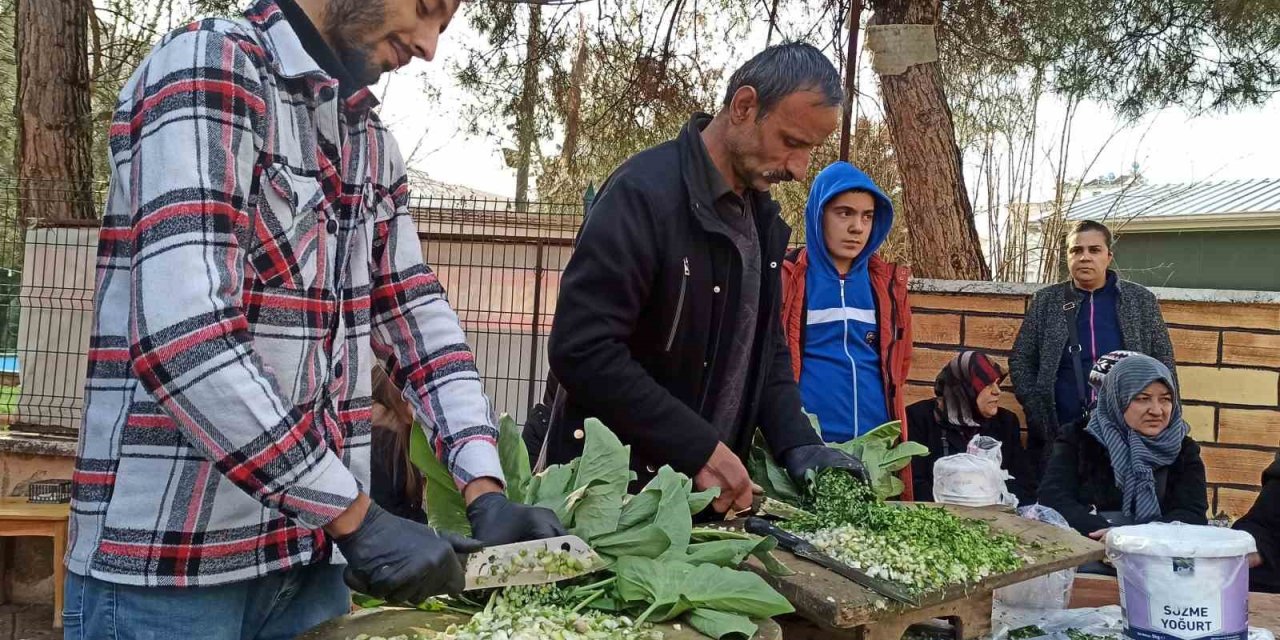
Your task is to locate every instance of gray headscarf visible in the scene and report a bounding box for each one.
[1084,354,1189,523]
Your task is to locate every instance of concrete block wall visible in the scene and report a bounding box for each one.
[907,280,1280,519]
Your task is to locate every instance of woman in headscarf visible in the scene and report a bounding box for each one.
[906,351,1035,504]
[1038,353,1207,538]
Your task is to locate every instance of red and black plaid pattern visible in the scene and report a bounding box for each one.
[68,0,503,587]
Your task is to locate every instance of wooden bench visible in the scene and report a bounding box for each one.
[0,498,70,628]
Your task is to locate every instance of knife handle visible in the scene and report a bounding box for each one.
[744,516,816,554]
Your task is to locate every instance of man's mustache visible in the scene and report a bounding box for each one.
[762,170,795,183]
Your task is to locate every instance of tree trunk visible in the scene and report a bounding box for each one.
[16,0,96,226]
[870,0,989,279]
[559,14,587,170]
[513,2,541,208]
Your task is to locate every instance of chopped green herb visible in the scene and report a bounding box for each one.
[786,471,1026,595]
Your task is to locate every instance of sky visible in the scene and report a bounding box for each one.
[371,5,1280,202]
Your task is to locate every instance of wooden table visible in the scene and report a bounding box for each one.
[743,504,1105,640]
[1070,574,1280,632]
[0,499,70,629]
[300,608,783,639]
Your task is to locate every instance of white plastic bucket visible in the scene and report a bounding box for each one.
[1106,523,1257,640]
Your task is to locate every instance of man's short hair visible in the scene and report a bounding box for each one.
[721,42,843,119]
[1067,219,1114,249]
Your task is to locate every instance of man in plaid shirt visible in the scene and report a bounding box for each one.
[65,0,565,636]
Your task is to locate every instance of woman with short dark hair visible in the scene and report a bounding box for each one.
[1009,220,1176,475]
[1038,354,1207,538]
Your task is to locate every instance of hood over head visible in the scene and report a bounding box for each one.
[803,161,894,278]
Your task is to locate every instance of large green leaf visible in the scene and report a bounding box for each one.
[684,536,779,569]
[685,608,759,640]
[496,414,531,504]
[567,419,633,540]
[409,422,471,536]
[688,486,719,514]
[591,521,673,560]
[881,440,930,473]
[746,432,801,503]
[614,557,794,623]
[527,459,580,523]
[596,466,696,561]
[685,533,794,577]
[616,490,661,532]
[690,528,753,543]
[653,468,697,560]
[852,420,905,448]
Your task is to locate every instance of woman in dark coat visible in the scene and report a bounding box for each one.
[1038,354,1207,538]
[907,351,1036,504]
[1234,453,1279,593]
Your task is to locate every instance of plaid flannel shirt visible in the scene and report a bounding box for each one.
[67,0,503,587]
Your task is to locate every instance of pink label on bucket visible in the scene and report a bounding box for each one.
[1117,554,1250,640]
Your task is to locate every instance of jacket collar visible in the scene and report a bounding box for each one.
[676,113,783,234]
[244,0,379,111]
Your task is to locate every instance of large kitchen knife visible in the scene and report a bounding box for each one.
[463,535,601,591]
[744,516,919,606]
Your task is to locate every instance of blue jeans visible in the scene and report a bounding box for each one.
[62,563,350,640]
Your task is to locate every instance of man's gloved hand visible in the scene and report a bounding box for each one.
[335,502,483,604]
[467,492,568,546]
[781,444,871,487]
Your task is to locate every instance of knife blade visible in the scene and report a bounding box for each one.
[744,516,919,605]
[463,535,601,592]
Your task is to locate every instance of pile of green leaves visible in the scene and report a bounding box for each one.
[748,419,928,501]
[354,583,664,640]
[785,471,1026,595]
[407,416,794,639]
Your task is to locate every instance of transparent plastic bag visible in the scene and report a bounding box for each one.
[968,434,1004,466]
[933,451,1017,508]
[990,604,1124,640]
[993,505,1077,611]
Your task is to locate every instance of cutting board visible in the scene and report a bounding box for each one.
[739,503,1104,633]
[299,608,784,639]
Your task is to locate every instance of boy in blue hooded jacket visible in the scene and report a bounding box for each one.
[780,162,914,496]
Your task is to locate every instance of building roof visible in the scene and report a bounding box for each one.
[1067,178,1280,223]
[407,169,510,202]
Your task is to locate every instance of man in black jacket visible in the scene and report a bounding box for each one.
[544,43,867,515]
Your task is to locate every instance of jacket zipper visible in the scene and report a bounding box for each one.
[665,257,690,352]
[840,278,860,436]
[885,266,900,419]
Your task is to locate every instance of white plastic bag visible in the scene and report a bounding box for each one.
[933,449,1016,507]
[993,505,1077,611]
[967,434,1004,466]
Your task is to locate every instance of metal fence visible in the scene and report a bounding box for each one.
[0,175,589,436]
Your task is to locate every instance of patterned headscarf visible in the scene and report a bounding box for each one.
[1084,354,1189,523]
[934,351,1007,429]
[1088,350,1141,403]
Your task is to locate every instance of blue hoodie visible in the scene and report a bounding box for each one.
[799,162,894,443]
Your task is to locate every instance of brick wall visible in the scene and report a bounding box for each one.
[906,280,1280,519]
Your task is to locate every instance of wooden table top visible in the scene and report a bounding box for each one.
[299,609,783,640]
[744,504,1106,629]
[0,498,71,521]
[1070,574,1279,632]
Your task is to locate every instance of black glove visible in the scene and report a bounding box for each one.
[335,502,483,604]
[780,444,871,487]
[466,491,567,546]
